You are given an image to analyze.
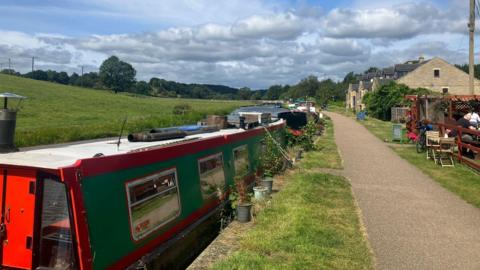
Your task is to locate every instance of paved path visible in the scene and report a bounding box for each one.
[327,112,480,270]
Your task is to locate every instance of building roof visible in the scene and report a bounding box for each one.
[362,81,373,90]
[394,59,429,74]
[353,57,430,86]
[351,84,359,91]
[382,67,394,76]
[394,63,420,73]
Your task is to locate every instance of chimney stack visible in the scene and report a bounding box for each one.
[0,93,25,153]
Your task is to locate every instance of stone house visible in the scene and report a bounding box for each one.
[345,56,480,111]
[396,57,480,94]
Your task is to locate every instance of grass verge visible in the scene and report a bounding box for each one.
[212,173,372,270]
[301,117,343,170]
[211,118,373,270]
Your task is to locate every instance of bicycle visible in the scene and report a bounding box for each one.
[415,123,432,153]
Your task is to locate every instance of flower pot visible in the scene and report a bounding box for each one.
[236,203,252,223]
[261,178,273,194]
[253,186,268,200]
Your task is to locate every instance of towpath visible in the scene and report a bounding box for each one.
[326,112,480,270]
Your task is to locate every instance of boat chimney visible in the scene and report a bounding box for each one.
[0,93,25,153]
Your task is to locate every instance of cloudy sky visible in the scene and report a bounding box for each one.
[0,0,476,88]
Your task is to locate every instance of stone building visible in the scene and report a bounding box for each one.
[345,56,480,111]
[396,57,480,94]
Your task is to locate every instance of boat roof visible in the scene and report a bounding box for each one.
[228,105,290,121]
[0,120,283,170]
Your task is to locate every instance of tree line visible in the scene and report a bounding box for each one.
[1,55,357,102]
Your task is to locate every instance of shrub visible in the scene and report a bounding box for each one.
[286,120,318,151]
[364,82,432,121]
[172,103,192,115]
[260,133,285,176]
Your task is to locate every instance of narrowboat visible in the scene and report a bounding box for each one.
[0,101,286,269]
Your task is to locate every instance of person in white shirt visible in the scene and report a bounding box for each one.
[470,111,480,128]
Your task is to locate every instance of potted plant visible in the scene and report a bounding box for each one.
[253,176,268,200]
[231,176,252,223]
[260,170,274,194]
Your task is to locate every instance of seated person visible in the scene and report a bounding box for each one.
[450,113,478,159]
[450,113,476,143]
[470,111,480,129]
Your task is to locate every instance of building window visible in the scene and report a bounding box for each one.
[434,69,440,78]
[442,87,449,94]
[126,168,181,240]
[233,145,249,176]
[198,153,226,199]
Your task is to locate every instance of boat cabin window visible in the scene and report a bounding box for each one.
[198,153,226,199]
[39,179,75,269]
[126,168,181,241]
[233,145,249,175]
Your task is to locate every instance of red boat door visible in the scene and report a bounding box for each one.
[0,168,37,269]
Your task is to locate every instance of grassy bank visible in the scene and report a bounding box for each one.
[301,117,343,170]
[0,74,250,147]
[211,118,373,270]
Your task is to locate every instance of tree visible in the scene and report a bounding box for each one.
[25,70,48,81]
[364,82,431,120]
[364,67,379,74]
[289,75,320,99]
[191,86,212,99]
[46,70,58,82]
[69,72,80,85]
[80,72,100,88]
[342,71,358,85]
[56,71,70,84]
[265,85,283,100]
[1,69,20,76]
[133,81,151,95]
[251,90,264,100]
[238,87,252,100]
[99,56,136,93]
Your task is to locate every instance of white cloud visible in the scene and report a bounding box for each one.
[322,3,466,39]
[232,13,304,40]
[0,1,476,88]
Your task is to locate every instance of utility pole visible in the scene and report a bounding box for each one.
[81,66,84,87]
[469,0,475,94]
[8,58,11,74]
[32,57,34,72]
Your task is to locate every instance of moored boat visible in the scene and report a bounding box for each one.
[0,103,286,269]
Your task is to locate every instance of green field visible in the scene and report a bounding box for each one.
[0,74,250,147]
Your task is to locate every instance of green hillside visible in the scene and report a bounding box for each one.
[0,74,251,147]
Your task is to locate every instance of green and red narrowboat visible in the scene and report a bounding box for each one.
[0,120,286,269]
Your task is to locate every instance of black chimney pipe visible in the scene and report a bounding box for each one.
[0,93,26,153]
